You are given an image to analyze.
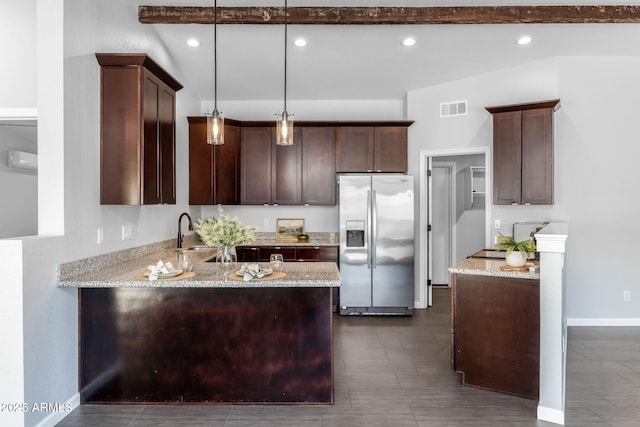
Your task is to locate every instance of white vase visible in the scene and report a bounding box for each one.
[506,251,527,267]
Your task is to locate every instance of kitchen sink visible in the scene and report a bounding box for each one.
[176,245,217,252]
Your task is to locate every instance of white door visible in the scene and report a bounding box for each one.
[431,166,452,285]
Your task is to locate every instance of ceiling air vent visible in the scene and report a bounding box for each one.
[440,100,468,118]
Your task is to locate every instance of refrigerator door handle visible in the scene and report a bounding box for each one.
[371,189,377,269]
[367,189,372,269]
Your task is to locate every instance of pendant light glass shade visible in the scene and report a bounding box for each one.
[206,108,224,145]
[207,0,224,145]
[276,0,294,146]
[276,110,293,145]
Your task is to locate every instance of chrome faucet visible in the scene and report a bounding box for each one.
[177,212,193,249]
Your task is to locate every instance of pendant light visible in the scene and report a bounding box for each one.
[276,0,294,145]
[207,0,224,145]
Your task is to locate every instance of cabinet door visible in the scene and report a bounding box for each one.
[188,117,214,205]
[272,128,302,205]
[302,127,336,205]
[159,85,176,204]
[336,127,374,172]
[492,111,522,205]
[374,127,407,173]
[296,247,338,262]
[521,109,553,205]
[100,66,141,205]
[260,246,296,262]
[213,123,241,204]
[236,246,260,262]
[188,119,241,205]
[142,71,161,204]
[241,127,273,204]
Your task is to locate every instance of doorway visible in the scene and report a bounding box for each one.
[431,163,455,286]
[418,148,491,308]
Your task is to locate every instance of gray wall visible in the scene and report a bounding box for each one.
[0,124,38,238]
[408,57,640,322]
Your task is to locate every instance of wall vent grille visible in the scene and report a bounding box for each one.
[440,100,468,118]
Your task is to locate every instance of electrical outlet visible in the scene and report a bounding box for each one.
[494,219,501,229]
[263,218,269,227]
[121,225,132,240]
[97,228,103,244]
[624,290,631,301]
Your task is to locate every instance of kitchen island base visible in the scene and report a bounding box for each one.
[80,286,333,404]
[451,271,540,399]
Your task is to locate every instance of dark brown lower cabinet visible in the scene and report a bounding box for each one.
[236,246,338,263]
[80,287,333,404]
[451,273,540,399]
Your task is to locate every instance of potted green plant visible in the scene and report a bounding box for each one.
[194,206,255,267]
[496,234,536,267]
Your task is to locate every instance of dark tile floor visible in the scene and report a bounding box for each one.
[57,288,640,426]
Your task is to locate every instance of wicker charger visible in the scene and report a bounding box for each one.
[135,271,196,281]
[227,271,287,281]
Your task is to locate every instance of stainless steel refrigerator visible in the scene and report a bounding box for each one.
[338,174,414,315]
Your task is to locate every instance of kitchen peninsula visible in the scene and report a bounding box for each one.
[57,240,340,405]
[449,257,540,399]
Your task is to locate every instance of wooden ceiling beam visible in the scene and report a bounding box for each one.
[139,5,640,25]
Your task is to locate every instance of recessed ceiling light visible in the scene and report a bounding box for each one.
[186,38,201,48]
[294,38,307,47]
[402,37,416,47]
[517,35,532,46]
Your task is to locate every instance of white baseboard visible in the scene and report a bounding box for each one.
[34,392,79,427]
[537,405,565,425]
[567,318,640,326]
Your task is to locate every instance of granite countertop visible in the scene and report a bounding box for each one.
[57,241,340,289]
[449,257,540,280]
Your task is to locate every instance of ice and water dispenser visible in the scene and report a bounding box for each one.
[345,220,365,247]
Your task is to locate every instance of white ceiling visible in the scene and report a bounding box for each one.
[143,0,640,101]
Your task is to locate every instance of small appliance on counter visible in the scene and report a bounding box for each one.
[468,249,537,261]
[513,221,548,241]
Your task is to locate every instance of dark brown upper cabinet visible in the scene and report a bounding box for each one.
[96,53,182,205]
[241,126,273,205]
[272,128,303,205]
[188,120,405,206]
[240,125,336,206]
[336,124,410,173]
[301,127,336,205]
[486,100,560,205]
[188,117,241,205]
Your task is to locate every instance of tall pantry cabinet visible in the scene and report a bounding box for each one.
[486,100,560,205]
[96,53,183,205]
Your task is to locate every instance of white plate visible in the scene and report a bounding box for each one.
[144,269,183,278]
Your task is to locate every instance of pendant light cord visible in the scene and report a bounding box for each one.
[214,0,218,110]
[284,0,287,112]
